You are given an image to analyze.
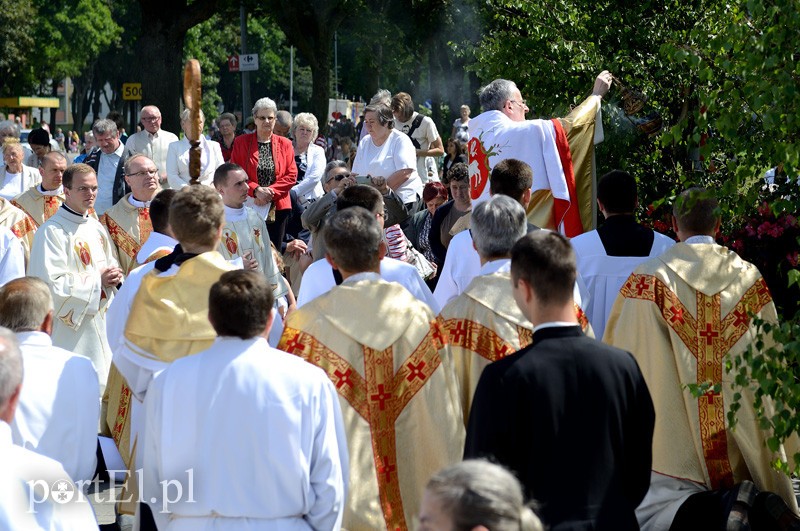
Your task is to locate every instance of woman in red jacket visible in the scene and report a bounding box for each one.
[231,97,298,249]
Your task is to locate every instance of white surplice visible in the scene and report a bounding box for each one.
[11,331,100,483]
[142,336,349,531]
[297,255,439,313]
[0,225,25,286]
[27,207,117,392]
[570,229,675,339]
[0,421,99,530]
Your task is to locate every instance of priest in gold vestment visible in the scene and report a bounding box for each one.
[100,154,160,275]
[605,188,800,529]
[0,196,35,261]
[12,151,66,229]
[279,207,464,530]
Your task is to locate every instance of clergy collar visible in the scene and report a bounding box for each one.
[39,184,63,196]
[342,271,382,285]
[154,243,199,272]
[601,214,637,226]
[224,204,247,221]
[61,203,90,219]
[128,195,152,208]
[683,235,715,245]
[532,321,580,334]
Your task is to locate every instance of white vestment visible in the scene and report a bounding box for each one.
[0,421,99,530]
[27,207,117,391]
[570,229,675,339]
[0,225,25,286]
[297,256,439,313]
[135,231,177,265]
[11,331,100,483]
[142,337,349,530]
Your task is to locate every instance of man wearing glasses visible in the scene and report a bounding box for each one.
[124,105,179,187]
[467,71,613,237]
[100,154,162,276]
[28,163,122,395]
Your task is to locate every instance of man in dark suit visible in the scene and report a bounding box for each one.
[464,229,655,531]
[83,118,129,215]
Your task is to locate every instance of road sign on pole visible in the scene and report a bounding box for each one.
[239,54,259,71]
[228,55,240,72]
[122,83,142,101]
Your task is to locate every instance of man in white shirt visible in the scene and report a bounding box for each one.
[142,270,348,530]
[0,277,99,484]
[297,184,438,312]
[391,92,444,183]
[0,327,99,529]
[124,105,179,187]
[84,119,128,215]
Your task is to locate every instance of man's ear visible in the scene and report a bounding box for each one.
[325,252,338,270]
[378,240,387,261]
[41,310,53,336]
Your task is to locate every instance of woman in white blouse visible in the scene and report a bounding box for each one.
[0,141,40,201]
[351,103,422,210]
[166,108,224,189]
[291,113,326,206]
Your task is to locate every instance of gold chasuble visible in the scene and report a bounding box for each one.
[100,193,153,276]
[440,265,591,424]
[527,95,601,233]
[124,252,234,362]
[0,196,36,260]
[12,186,63,228]
[279,277,465,530]
[605,243,799,509]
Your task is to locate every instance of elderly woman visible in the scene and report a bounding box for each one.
[351,103,422,211]
[291,112,327,206]
[211,112,240,162]
[1,140,40,200]
[166,108,225,189]
[231,97,298,249]
[451,104,471,145]
[420,460,543,531]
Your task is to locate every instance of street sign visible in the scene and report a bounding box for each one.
[122,83,142,101]
[227,55,239,72]
[239,54,259,72]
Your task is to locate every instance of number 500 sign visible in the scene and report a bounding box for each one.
[122,83,142,101]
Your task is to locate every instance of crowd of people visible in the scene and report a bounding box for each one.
[0,69,798,531]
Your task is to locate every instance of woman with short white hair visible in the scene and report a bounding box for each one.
[166,108,225,188]
[291,112,326,206]
[0,140,40,201]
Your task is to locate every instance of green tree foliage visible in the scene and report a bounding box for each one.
[0,0,37,96]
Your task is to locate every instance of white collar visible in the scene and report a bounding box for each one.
[128,195,151,208]
[16,330,52,346]
[479,258,511,276]
[342,271,382,285]
[684,235,715,245]
[39,184,63,196]
[102,142,125,158]
[224,204,247,222]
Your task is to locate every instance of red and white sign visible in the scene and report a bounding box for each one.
[227,55,239,72]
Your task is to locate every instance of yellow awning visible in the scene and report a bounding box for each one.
[0,97,60,108]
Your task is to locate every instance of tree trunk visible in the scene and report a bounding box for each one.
[309,51,332,127]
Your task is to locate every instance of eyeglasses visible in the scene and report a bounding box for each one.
[509,99,527,107]
[141,116,160,122]
[330,172,351,182]
[127,169,159,177]
[68,185,99,194]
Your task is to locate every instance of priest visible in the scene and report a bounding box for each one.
[12,151,67,228]
[0,196,36,262]
[28,163,121,392]
[100,154,161,276]
[279,207,464,530]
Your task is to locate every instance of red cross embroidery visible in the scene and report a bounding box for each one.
[699,323,719,345]
[669,306,685,324]
[431,325,447,348]
[732,309,748,328]
[370,384,392,411]
[451,321,467,344]
[333,368,353,389]
[757,282,770,297]
[378,456,396,482]
[284,336,303,353]
[406,361,426,382]
[635,277,651,296]
[704,388,719,405]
